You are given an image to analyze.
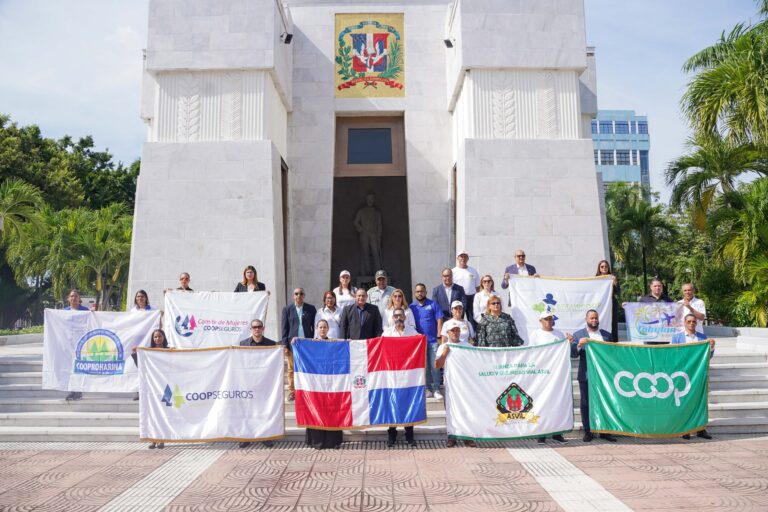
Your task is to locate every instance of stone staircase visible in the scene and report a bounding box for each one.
[0,341,767,441]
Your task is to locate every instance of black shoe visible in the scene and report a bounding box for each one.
[697,430,712,440]
[599,434,617,443]
[552,434,568,443]
[132,392,140,401]
[148,442,156,449]
[406,437,416,447]
[262,440,274,447]
[65,391,82,401]
[239,442,251,448]
[537,438,546,444]
[157,443,164,449]
[682,434,691,440]
[387,429,397,447]
[582,432,593,443]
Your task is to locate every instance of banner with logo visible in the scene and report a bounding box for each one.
[443,339,573,440]
[163,291,269,348]
[139,346,284,442]
[586,340,710,437]
[42,309,161,392]
[293,336,426,429]
[507,276,613,343]
[623,302,684,343]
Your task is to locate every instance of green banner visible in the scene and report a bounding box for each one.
[586,340,710,437]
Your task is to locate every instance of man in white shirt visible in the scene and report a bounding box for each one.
[529,310,572,347]
[435,319,477,448]
[383,308,419,336]
[452,250,480,327]
[677,283,706,334]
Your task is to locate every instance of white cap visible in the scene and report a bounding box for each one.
[339,270,351,277]
[457,249,469,257]
[450,300,464,309]
[539,309,554,319]
[443,319,463,331]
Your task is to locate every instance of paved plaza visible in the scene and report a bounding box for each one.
[0,435,767,512]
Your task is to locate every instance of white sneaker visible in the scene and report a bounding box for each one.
[434,390,444,400]
[426,390,434,398]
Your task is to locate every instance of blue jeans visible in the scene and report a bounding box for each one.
[426,342,440,392]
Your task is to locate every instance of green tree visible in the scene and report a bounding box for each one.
[0,178,43,246]
[665,135,766,229]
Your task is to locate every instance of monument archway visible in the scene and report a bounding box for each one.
[332,117,412,296]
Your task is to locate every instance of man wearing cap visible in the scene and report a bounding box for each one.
[452,251,480,328]
[436,319,477,447]
[368,270,395,319]
[432,267,467,321]
[529,309,571,444]
[383,308,419,336]
[572,310,616,443]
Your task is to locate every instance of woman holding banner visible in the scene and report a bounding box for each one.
[131,290,152,311]
[472,275,499,324]
[596,260,619,342]
[234,265,266,292]
[382,289,416,332]
[476,298,524,347]
[304,319,344,450]
[131,329,170,449]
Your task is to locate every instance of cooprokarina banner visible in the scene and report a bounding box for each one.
[443,340,573,440]
[507,276,613,343]
[163,291,269,348]
[139,346,284,442]
[623,302,684,343]
[292,336,427,429]
[586,340,710,437]
[42,309,161,392]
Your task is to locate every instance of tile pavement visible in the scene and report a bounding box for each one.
[0,436,766,511]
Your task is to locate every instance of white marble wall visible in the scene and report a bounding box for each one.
[127,141,285,335]
[285,2,454,304]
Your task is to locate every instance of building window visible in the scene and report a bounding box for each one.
[601,150,614,165]
[631,122,637,134]
[335,117,405,177]
[347,128,392,164]
[594,150,599,165]
[614,121,629,134]
[638,121,648,134]
[616,150,630,165]
[591,121,598,134]
[599,121,613,134]
[639,150,649,172]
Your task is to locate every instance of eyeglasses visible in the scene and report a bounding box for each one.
[489,302,501,306]
[441,274,451,278]
[294,292,304,296]
[251,325,263,329]
[481,280,491,283]
[393,314,405,318]
[180,277,190,281]
[516,254,525,258]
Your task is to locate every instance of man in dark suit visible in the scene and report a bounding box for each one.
[238,318,277,448]
[431,267,467,320]
[281,288,316,401]
[571,309,616,443]
[500,249,540,306]
[340,288,383,339]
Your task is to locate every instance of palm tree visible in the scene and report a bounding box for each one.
[681,7,768,144]
[665,134,766,229]
[707,177,768,280]
[739,254,768,326]
[0,178,43,247]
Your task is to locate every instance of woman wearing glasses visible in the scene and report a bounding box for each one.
[382,288,416,331]
[472,275,499,324]
[476,298,524,347]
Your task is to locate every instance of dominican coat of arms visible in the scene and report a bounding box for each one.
[334,13,405,98]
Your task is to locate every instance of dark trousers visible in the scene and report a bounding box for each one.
[578,379,590,434]
[388,426,414,441]
[465,294,477,330]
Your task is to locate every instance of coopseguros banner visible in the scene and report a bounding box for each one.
[507,275,613,343]
[164,291,269,348]
[443,339,573,440]
[586,340,710,437]
[623,302,683,343]
[139,346,284,442]
[42,309,161,392]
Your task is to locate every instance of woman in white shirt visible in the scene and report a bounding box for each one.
[473,275,500,324]
[314,291,342,339]
[382,288,416,331]
[333,270,356,311]
[440,300,475,345]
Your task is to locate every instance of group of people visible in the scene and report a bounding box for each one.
[60,250,717,449]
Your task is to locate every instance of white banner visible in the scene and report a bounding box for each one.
[163,291,269,348]
[139,346,284,442]
[444,340,573,440]
[42,309,161,392]
[507,275,613,343]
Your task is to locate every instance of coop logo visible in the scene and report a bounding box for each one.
[353,374,367,389]
[73,329,125,375]
[161,384,186,409]
[614,371,691,407]
[174,314,197,337]
[495,382,539,425]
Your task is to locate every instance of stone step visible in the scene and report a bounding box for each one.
[708,375,768,389]
[708,389,768,404]
[0,372,43,385]
[0,360,43,373]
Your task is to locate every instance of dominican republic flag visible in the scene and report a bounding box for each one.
[293,336,427,429]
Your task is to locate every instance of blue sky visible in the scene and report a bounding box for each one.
[0,1,761,201]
